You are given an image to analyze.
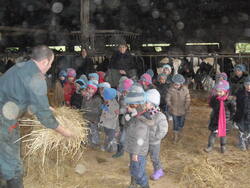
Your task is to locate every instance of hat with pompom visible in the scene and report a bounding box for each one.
[67,68,76,77]
[215,80,230,91]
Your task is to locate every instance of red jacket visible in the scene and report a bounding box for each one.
[63,81,76,105]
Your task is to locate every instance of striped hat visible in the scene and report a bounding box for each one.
[87,80,98,93]
[124,84,146,104]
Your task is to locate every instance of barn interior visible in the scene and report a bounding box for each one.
[0,0,250,188]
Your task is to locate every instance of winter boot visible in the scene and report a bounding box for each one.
[150,169,165,180]
[128,176,137,188]
[0,178,7,188]
[141,183,150,188]
[220,145,226,153]
[112,144,124,158]
[204,133,216,153]
[239,132,247,151]
[173,131,179,143]
[6,176,24,188]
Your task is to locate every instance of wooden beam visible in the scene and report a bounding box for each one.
[80,0,90,48]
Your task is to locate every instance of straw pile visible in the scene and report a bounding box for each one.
[180,158,227,188]
[20,107,89,165]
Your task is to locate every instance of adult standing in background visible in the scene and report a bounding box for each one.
[106,42,136,88]
[0,45,73,188]
[75,48,95,78]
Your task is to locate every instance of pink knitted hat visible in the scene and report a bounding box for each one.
[122,79,134,91]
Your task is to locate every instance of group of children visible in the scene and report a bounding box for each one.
[205,64,250,153]
[52,62,250,188]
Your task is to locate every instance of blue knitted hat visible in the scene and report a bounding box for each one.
[162,64,172,73]
[172,74,185,84]
[98,82,111,88]
[103,88,117,100]
[234,64,246,72]
[157,73,167,80]
[58,70,67,78]
[75,79,87,89]
[88,73,99,81]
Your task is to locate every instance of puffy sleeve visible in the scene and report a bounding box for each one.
[27,73,59,129]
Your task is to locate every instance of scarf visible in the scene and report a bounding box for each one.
[216,95,228,137]
[148,106,161,116]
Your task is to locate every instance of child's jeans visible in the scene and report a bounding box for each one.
[129,154,148,187]
[149,144,162,171]
[89,123,100,145]
[172,115,185,131]
[103,127,116,144]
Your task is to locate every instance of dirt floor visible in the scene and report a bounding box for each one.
[23,91,250,188]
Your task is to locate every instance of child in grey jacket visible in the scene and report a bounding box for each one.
[145,89,168,181]
[99,88,119,152]
[124,84,151,188]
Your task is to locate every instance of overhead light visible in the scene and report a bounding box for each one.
[49,46,66,51]
[185,43,220,47]
[155,47,162,52]
[142,43,171,47]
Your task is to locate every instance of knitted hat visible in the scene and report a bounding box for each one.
[172,74,185,84]
[103,88,117,100]
[75,79,87,89]
[122,79,134,92]
[146,89,160,106]
[88,73,99,81]
[146,69,154,78]
[98,82,111,88]
[157,73,167,80]
[244,76,250,85]
[119,76,128,84]
[97,71,105,83]
[124,84,146,104]
[58,70,67,78]
[216,72,228,81]
[215,80,230,91]
[79,74,88,84]
[67,68,76,77]
[87,80,98,93]
[140,73,152,84]
[234,64,246,72]
[162,64,172,73]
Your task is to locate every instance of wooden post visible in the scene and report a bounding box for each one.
[80,0,90,49]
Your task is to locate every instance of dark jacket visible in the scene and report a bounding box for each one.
[110,51,134,71]
[81,95,102,123]
[230,73,248,96]
[75,56,95,78]
[71,92,83,109]
[155,82,169,108]
[234,88,250,124]
[209,96,236,132]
